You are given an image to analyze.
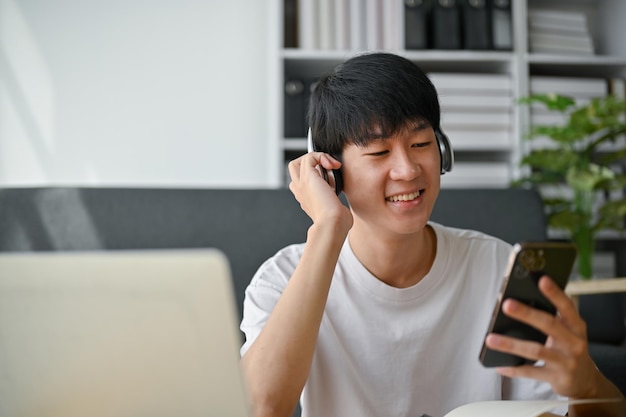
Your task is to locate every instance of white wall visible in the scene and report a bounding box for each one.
[0,0,276,187]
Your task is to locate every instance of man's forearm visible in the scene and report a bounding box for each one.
[241,220,349,417]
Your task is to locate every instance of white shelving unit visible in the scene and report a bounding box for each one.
[270,0,626,190]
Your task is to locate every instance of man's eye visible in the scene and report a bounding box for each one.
[412,141,431,148]
[369,150,389,156]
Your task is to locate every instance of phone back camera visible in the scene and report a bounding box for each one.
[519,249,546,272]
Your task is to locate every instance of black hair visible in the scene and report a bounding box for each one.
[307,52,441,158]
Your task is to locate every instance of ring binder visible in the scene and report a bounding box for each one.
[432,0,461,50]
[405,0,428,50]
[462,0,491,50]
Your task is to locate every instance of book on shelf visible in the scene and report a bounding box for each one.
[297,0,316,49]
[382,0,401,50]
[318,0,335,50]
[491,0,513,50]
[430,72,513,151]
[428,73,512,93]
[442,111,511,129]
[529,32,594,55]
[350,0,366,50]
[444,129,511,150]
[439,93,513,110]
[440,162,510,188]
[529,76,608,98]
[334,0,350,50]
[528,19,589,36]
[527,8,594,55]
[527,9,589,30]
[365,0,383,50]
[291,0,513,52]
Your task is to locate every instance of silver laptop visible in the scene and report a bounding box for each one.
[0,249,251,417]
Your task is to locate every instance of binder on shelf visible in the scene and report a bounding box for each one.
[284,0,298,48]
[283,79,306,138]
[490,0,512,50]
[283,78,317,138]
[462,0,491,50]
[404,0,428,50]
[431,0,461,50]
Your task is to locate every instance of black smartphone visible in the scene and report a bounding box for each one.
[479,241,577,367]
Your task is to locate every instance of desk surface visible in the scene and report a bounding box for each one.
[565,277,626,296]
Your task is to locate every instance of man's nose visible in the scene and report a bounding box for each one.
[389,151,420,180]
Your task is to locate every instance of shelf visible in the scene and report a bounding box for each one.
[566,277,626,309]
[281,139,514,153]
[527,54,626,77]
[282,49,514,62]
[283,49,515,75]
[528,54,626,65]
[274,0,626,190]
[548,229,626,241]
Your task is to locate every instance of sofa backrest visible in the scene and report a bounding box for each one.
[0,187,547,321]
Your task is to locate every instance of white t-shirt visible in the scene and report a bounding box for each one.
[241,222,561,417]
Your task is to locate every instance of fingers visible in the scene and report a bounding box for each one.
[484,331,560,369]
[288,152,341,186]
[499,277,586,342]
[287,152,349,223]
[484,275,599,397]
[538,276,587,338]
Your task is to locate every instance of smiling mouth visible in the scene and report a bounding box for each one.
[386,190,423,202]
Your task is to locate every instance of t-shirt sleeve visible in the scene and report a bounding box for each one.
[239,244,302,356]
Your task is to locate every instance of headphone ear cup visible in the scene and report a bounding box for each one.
[332,169,343,195]
[435,129,454,174]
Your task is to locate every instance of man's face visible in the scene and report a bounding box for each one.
[341,122,441,238]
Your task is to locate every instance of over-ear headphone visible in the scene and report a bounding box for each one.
[435,128,454,174]
[307,127,454,194]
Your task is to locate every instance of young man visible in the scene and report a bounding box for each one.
[240,53,625,417]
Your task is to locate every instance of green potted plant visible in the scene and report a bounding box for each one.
[515,93,626,279]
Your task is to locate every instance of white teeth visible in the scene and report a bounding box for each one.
[386,190,421,202]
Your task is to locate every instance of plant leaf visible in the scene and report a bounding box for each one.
[596,199,626,230]
[566,164,615,191]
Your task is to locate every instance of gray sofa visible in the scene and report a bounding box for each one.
[0,187,624,401]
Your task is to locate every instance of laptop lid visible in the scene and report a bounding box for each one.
[0,249,250,417]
